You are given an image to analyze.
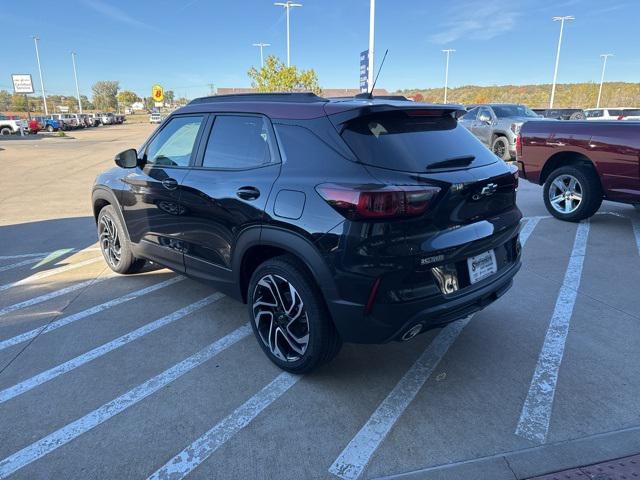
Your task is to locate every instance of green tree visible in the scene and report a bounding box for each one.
[11,94,28,112]
[117,90,141,107]
[247,55,321,94]
[143,96,155,111]
[164,90,175,105]
[92,80,120,111]
[0,90,11,111]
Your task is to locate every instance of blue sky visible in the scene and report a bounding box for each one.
[1,0,638,99]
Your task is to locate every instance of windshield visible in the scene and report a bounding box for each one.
[340,110,495,172]
[491,105,539,118]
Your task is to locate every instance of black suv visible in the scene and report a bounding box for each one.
[92,93,522,373]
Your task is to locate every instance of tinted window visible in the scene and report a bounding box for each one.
[145,115,204,167]
[621,109,640,117]
[477,107,493,120]
[607,109,623,117]
[341,110,495,172]
[202,115,271,169]
[461,108,478,121]
[491,105,538,118]
[585,110,603,118]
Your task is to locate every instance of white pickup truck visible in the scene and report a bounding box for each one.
[0,115,25,135]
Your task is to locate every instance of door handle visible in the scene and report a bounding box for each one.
[162,178,178,190]
[236,186,260,200]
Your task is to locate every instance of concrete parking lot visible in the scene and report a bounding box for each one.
[0,124,639,480]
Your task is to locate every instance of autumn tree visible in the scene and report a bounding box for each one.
[92,81,120,111]
[247,55,321,94]
[117,90,141,107]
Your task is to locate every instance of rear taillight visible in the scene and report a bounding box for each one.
[515,134,522,158]
[316,184,440,220]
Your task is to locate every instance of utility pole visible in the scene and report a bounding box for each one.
[549,16,574,108]
[33,36,48,115]
[71,52,82,114]
[208,83,215,95]
[442,49,455,104]
[274,1,302,67]
[367,0,375,93]
[252,43,271,67]
[597,53,613,109]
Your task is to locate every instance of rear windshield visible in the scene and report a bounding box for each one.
[491,105,538,118]
[340,111,494,172]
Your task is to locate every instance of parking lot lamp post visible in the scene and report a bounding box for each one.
[71,52,82,114]
[33,36,48,115]
[442,49,455,104]
[597,53,613,109]
[368,0,375,93]
[549,16,574,108]
[252,43,271,67]
[274,1,302,67]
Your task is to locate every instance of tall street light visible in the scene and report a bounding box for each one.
[442,49,455,104]
[274,1,302,67]
[71,52,83,114]
[33,36,48,115]
[367,0,375,92]
[252,43,271,67]
[549,15,574,108]
[597,53,613,108]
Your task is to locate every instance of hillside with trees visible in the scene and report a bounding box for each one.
[398,82,640,108]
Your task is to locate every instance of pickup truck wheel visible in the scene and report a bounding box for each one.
[492,136,511,161]
[543,165,602,222]
[1,127,12,136]
[46,125,54,133]
[248,255,341,374]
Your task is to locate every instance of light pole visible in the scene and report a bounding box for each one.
[442,49,455,104]
[33,36,48,115]
[597,53,613,108]
[252,43,271,67]
[367,0,375,93]
[549,15,574,108]
[274,1,302,67]
[71,52,83,114]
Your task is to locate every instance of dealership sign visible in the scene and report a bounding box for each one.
[11,74,34,94]
[359,50,369,93]
[152,84,164,103]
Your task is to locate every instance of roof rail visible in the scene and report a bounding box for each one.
[188,92,327,105]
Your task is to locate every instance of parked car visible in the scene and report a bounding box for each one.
[27,118,41,134]
[516,120,640,221]
[584,108,624,120]
[50,113,78,130]
[100,112,115,125]
[114,114,125,124]
[149,112,162,124]
[88,113,103,126]
[459,103,543,161]
[35,116,60,132]
[0,115,25,135]
[92,93,522,373]
[533,108,585,120]
[619,108,640,121]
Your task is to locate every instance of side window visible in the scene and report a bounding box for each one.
[461,108,478,121]
[478,107,492,121]
[586,110,602,118]
[202,115,272,169]
[145,115,204,167]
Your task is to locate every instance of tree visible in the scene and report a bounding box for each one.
[164,90,175,105]
[247,55,321,94]
[143,96,155,111]
[0,90,11,111]
[117,90,141,107]
[92,81,120,111]
[11,94,28,112]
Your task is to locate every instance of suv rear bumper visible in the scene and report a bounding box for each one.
[326,237,521,344]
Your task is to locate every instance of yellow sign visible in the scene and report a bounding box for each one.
[152,84,164,103]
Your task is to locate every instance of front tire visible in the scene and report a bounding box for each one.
[248,255,341,374]
[492,136,511,161]
[47,125,54,133]
[543,165,602,222]
[1,127,12,136]
[97,205,145,274]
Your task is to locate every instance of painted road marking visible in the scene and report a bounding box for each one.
[0,293,224,404]
[31,249,74,269]
[0,247,100,261]
[0,276,111,317]
[632,216,640,257]
[0,256,103,293]
[148,372,301,480]
[0,258,42,273]
[0,277,183,352]
[0,324,251,479]
[515,220,590,443]
[520,217,541,246]
[329,317,471,480]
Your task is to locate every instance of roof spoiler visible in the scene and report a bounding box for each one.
[325,103,467,127]
[188,92,327,105]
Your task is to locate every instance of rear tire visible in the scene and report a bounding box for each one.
[47,125,54,133]
[570,111,586,120]
[543,165,602,222]
[1,127,12,136]
[248,255,341,374]
[492,136,511,161]
[97,205,145,274]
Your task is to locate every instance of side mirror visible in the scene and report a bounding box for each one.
[115,148,138,168]
[478,114,492,124]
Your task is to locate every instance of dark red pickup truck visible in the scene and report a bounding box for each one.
[516,121,640,221]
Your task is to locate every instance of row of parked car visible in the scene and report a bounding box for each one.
[0,112,126,135]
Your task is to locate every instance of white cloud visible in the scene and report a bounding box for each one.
[428,0,521,44]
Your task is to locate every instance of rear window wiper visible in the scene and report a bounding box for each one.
[426,155,475,170]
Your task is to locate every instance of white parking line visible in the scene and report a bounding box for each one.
[0,324,251,479]
[632,216,640,257]
[0,258,41,273]
[0,247,100,261]
[0,277,183,352]
[515,220,590,444]
[148,372,301,480]
[0,276,111,317]
[0,256,104,293]
[0,293,224,404]
[520,217,542,246]
[329,317,471,480]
